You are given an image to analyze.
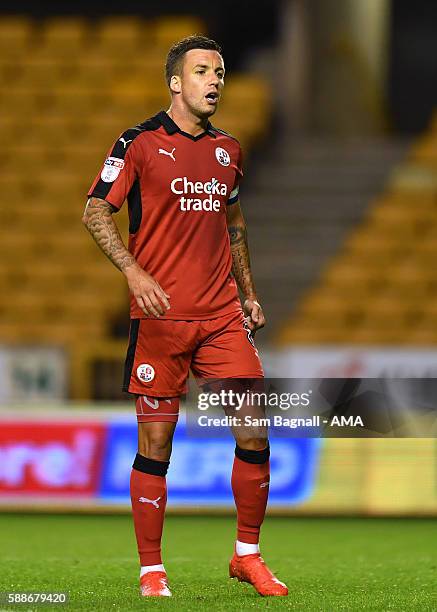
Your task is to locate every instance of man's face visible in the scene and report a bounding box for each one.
[175,49,225,118]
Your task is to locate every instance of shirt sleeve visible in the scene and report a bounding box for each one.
[87,129,140,210]
[227,142,243,206]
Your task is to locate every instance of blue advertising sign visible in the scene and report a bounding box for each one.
[99,419,321,506]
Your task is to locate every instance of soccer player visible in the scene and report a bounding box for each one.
[83,35,288,598]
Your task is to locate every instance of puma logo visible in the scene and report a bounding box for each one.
[260,481,269,488]
[119,137,132,148]
[158,147,176,162]
[139,496,162,509]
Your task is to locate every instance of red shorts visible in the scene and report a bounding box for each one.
[123,310,264,421]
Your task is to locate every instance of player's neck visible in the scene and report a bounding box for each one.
[166,106,209,137]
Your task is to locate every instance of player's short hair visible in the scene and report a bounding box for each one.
[165,35,222,88]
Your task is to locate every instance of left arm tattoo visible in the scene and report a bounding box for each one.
[228,223,257,300]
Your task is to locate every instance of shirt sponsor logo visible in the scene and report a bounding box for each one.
[170,177,228,212]
[100,157,125,183]
[136,363,155,383]
[215,147,230,166]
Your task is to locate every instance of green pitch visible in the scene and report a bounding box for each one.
[1,514,437,611]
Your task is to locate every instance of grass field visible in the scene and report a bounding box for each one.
[1,514,437,611]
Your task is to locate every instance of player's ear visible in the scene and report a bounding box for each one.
[170,75,181,94]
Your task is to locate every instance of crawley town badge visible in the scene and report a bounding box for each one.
[136,363,155,383]
[100,157,125,182]
[215,147,230,166]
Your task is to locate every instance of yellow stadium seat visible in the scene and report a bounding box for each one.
[0,320,107,345]
[348,326,406,345]
[131,52,167,82]
[17,55,66,88]
[278,324,351,345]
[26,116,75,147]
[373,190,436,210]
[0,17,33,54]
[368,201,420,223]
[52,86,103,114]
[0,87,45,115]
[388,163,437,192]
[40,17,88,53]
[344,229,409,262]
[321,258,384,290]
[406,325,437,345]
[414,239,437,263]
[154,16,205,48]
[297,291,363,323]
[364,296,414,326]
[0,171,28,200]
[82,115,126,147]
[74,50,121,86]
[5,143,58,175]
[421,302,437,324]
[97,17,150,52]
[0,55,27,88]
[390,261,433,289]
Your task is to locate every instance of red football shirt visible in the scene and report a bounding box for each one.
[87,111,242,320]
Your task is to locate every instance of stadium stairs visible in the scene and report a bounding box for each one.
[243,137,408,346]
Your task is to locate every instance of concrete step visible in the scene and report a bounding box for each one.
[241,138,408,343]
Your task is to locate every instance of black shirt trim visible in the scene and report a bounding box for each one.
[155,110,216,140]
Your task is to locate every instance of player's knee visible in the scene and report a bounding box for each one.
[146,435,173,461]
[138,424,174,461]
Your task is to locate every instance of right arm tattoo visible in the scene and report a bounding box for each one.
[82,197,136,272]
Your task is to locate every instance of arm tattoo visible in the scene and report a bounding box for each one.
[82,197,136,272]
[228,223,256,299]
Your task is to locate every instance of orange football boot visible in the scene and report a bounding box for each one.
[229,552,288,596]
[140,571,171,597]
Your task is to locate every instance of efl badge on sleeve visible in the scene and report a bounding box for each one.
[100,157,125,183]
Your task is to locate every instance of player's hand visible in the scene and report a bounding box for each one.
[243,298,265,333]
[124,263,170,317]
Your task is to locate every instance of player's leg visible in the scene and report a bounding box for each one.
[192,311,288,596]
[130,410,178,597]
[123,318,195,597]
[229,427,287,596]
[231,425,270,557]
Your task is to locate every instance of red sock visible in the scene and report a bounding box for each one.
[130,453,169,566]
[231,445,270,545]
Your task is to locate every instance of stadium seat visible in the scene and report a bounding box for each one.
[388,164,437,192]
[97,17,150,53]
[154,16,205,48]
[348,326,406,345]
[52,86,103,114]
[0,87,44,116]
[17,54,68,88]
[39,17,88,54]
[0,17,33,56]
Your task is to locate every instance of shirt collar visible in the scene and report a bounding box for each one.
[156,110,216,138]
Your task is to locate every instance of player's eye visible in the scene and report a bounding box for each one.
[196,70,205,74]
